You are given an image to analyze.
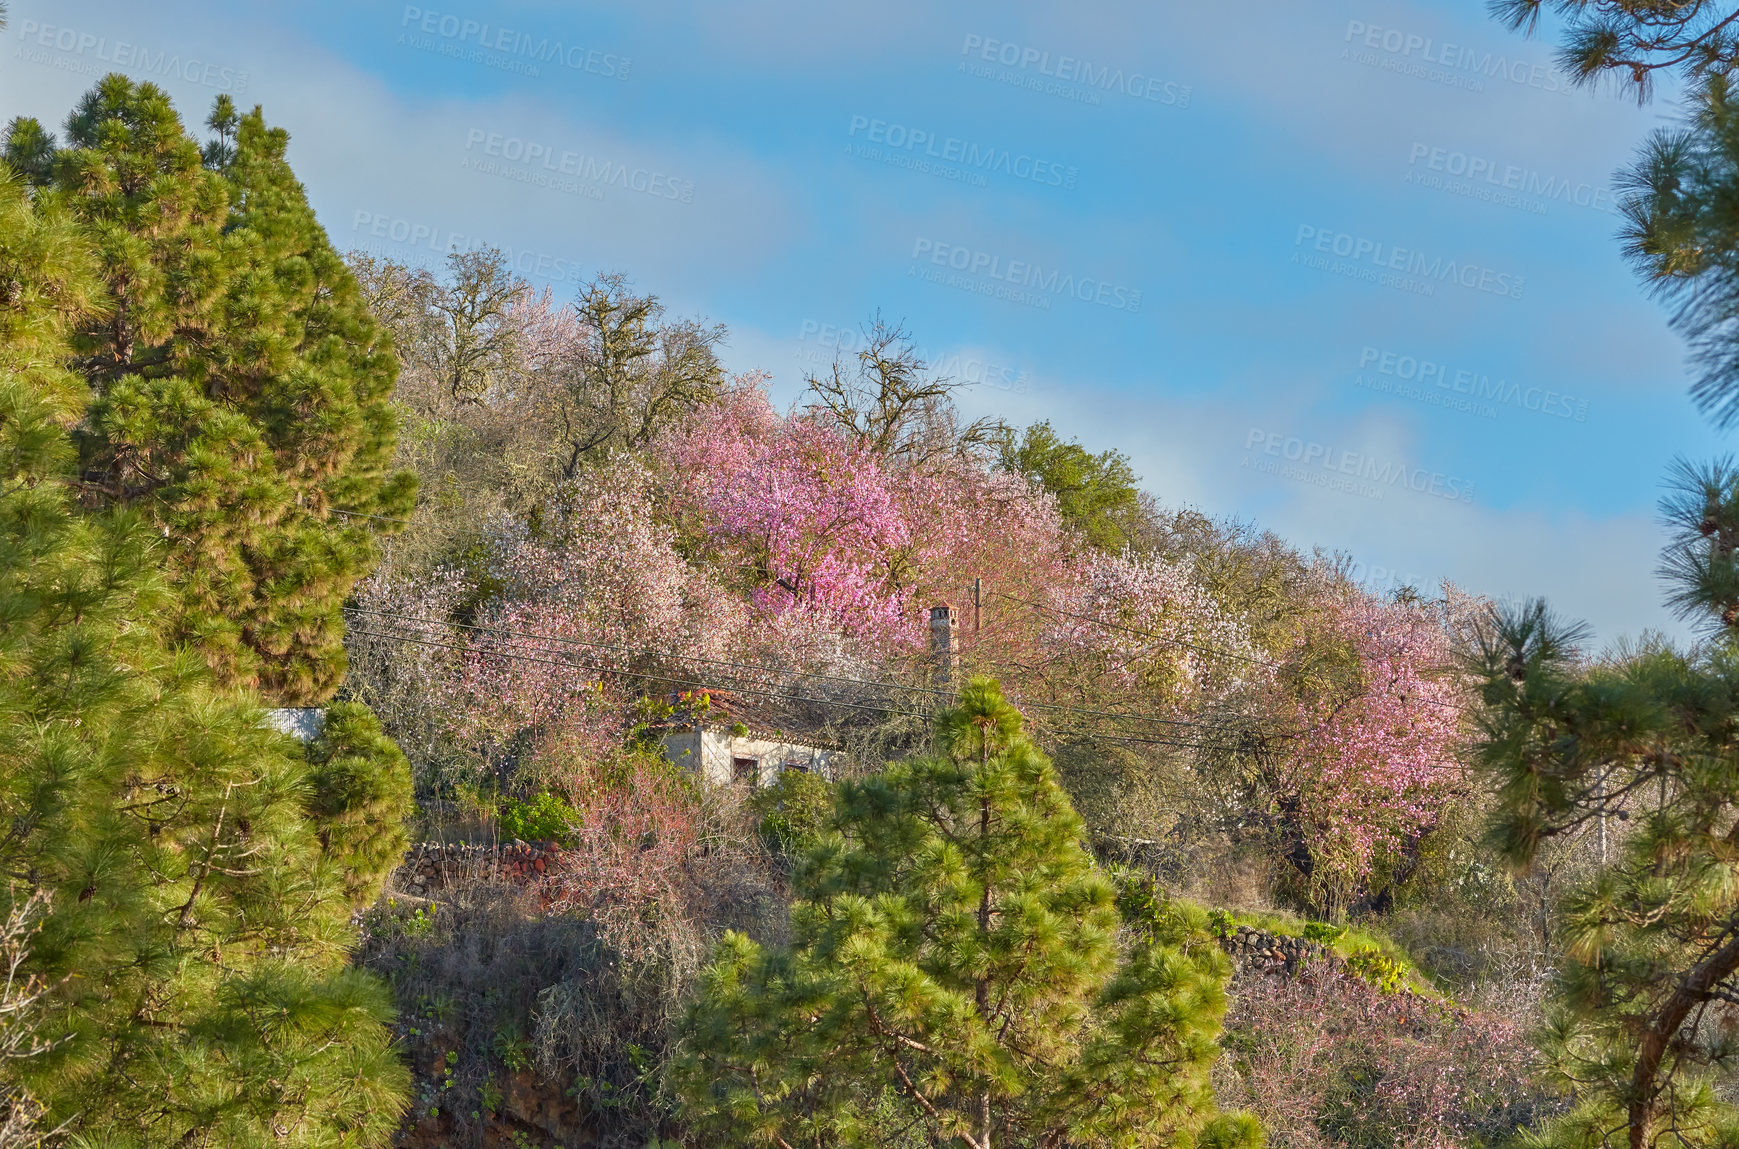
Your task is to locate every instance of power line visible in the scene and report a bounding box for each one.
[994,588,1469,715]
[353,613,1248,750]
[346,626,923,724]
[342,605,1232,734]
[344,624,1253,755]
[989,589,1276,669]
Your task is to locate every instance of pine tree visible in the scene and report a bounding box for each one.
[1464,17,1739,1145]
[670,678,1260,1149]
[0,170,409,1145]
[303,701,414,910]
[1467,458,1739,1149]
[4,75,414,704]
[1489,1,1739,102]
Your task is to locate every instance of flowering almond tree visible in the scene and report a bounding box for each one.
[661,388,918,646]
[1267,592,1466,912]
[1047,551,1264,706]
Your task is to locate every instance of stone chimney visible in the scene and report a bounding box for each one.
[929,602,959,685]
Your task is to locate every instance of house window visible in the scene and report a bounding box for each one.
[731,756,759,787]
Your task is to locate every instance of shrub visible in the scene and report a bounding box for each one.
[747,768,834,856]
[304,700,416,908]
[498,791,579,844]
[360,781,782,1149]
[1215,967,1553,1149]
[1344,946,1411,996]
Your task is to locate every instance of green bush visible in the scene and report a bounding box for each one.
[498,792,579,844]
[304,701,415,909]
[748,768,834,855]
[1345,945,1412,995]
[1304,920,1347,946]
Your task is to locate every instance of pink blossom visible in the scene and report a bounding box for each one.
[659,388,918,646]
[1277,592,1466,896]
[1047,551,1263,704]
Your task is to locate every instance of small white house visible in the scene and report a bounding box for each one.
[658,725,837,788]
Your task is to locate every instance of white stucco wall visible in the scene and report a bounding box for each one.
[658,726,836,786]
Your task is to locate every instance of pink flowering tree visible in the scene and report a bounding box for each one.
[896,459,1073,623]
[454,455,749,784]
[1262,591,1466,913]
[658,387,919,649]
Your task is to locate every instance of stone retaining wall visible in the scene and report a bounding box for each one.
[1218,924,1332,976]
[393,841,562,898]
[1218,923,1448,1018]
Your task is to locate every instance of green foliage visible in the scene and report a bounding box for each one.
[493,1024,534,1073]
[5,75,414,704]
[1465,458,1739,1149]
[304,700,415,908]
[1615,78,1739,429]
[629,690,711,753]
[1115,874,1239,968]
[748,768,835,855]
[498,791,580,844]
[1000,419,1145,552]
[670,679,1260,1149]
[1467,55,1739,1145]
[1490,0,1739,102]
[1343,947,1410,996]
[0,170,408,1143]
[1303,921,1346,946]
[1225,908,1306,938]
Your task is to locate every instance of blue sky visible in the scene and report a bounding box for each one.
[4,0,1722,642]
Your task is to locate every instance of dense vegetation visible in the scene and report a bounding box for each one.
[13,3,1739,1141]
[332,240,1527,1147]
